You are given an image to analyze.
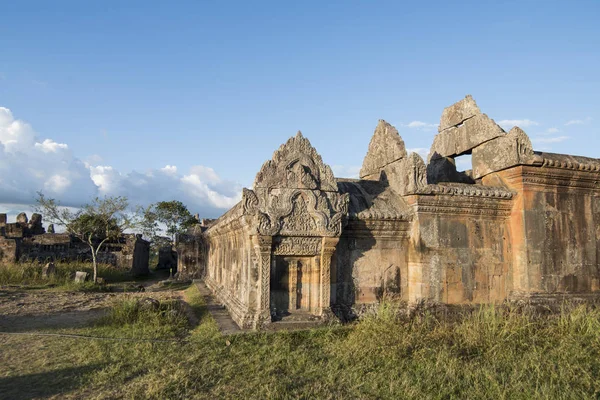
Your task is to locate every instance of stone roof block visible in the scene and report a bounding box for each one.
[429,113,505,161]
[438,95,481,132]
[360,120,407,179]
[471,126,536,178]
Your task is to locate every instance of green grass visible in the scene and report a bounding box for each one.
[87,297,191,339]
[1,290,600,399]
[0,261,132,289]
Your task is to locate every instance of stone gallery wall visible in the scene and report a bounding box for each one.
[182,95,600,329]
[488,160,600,298]
[202,203,259,328]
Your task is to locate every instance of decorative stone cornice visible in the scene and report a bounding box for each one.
[540,153,600,172]
[408,195,514,218]
[349,209,410,221]
[414,183,514,199]
[501,165,600,192]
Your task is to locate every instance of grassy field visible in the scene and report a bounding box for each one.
[1,285,600,399]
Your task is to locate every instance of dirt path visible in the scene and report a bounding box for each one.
[0,287,185,333]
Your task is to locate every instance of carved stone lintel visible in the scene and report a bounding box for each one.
[273,236,322,256]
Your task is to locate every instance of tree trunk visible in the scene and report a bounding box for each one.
[90,244,98,283]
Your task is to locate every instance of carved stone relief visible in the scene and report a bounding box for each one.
[273,236,322,256]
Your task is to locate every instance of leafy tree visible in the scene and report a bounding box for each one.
[36,192,137,282]
[142,200,198,243]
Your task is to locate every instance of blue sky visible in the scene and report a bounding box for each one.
[1,0,599,218]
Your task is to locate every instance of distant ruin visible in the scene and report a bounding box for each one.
[178,95,600,329]
[0,212,149,273]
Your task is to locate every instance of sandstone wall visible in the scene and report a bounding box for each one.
[0,237,18,264]
[405,189,513,304]
[333,219,410,305]
[487,161,600,298]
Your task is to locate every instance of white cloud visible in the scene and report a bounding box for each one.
[497,119,539,129]
[0,107,97,206]
[564,117,592,126]
[84,154,103,167]
[546,127,559,134]
[161,165,177,175]
[0,106,241,217]
[34,138,69,153]
[403,121,438,130]
[90,164,242,216]
[532,136,570,144]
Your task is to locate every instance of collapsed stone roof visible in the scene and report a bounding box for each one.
[205,95,600,233]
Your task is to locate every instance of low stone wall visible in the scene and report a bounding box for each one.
[0,213,150,274]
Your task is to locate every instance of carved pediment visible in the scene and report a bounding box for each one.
[253,131,337,192]
[242,188,349,237]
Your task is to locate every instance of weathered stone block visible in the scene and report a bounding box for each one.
[131,235,150,277]
[16,212,28,224]
[360,120,407,179]
[4,224,23,238]
[438,94,481,132]
[42,262,56,278]
[376,152,427,195]
[429,114,505,160]
[28,213,45,235]
[0,237,17,264]
[472,127,535,179]
[74,271,88,283]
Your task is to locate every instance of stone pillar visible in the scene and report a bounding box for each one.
[289,260,298,310]
[253,235,273,327]
[319,237,339,316]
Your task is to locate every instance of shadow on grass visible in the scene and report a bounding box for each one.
[0,308,108,333]
[0,363,104,400]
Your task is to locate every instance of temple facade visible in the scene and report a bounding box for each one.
[183,96,600,329]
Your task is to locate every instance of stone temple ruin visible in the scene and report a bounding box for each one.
[0,212,150,275]
[175,95,600,329]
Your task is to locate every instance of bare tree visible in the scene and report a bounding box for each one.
[36,192,137,282]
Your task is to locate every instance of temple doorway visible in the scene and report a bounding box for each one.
[271,256,318,316]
